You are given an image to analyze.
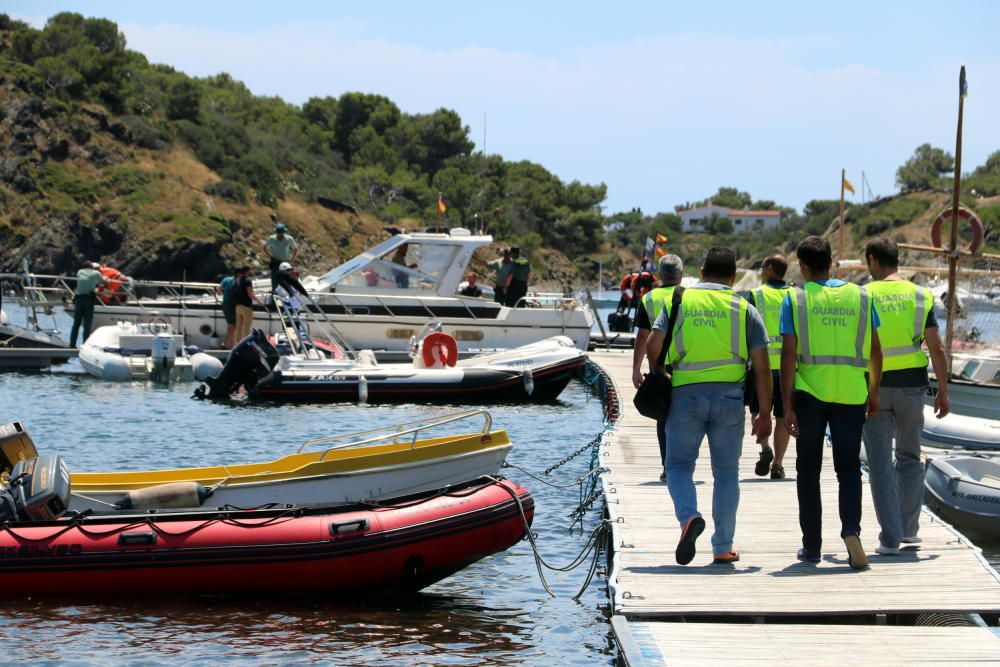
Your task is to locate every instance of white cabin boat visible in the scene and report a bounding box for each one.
[82,230,594,356]
[79,319,222,382]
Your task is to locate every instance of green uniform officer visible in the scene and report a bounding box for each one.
[780,235,883,570]
[70,262,105,346]
[264,223,298,292]
[862,238,950,553]
[506,247,530,307]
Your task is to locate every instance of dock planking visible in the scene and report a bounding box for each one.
[589,350,1000,665]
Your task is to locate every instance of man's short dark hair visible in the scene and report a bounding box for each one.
[864,237,899,269]
[702,246,737,280]
[796,236,832,273]
[761,254,788,279]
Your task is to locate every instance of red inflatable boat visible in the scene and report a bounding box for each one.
[0,477,532,595]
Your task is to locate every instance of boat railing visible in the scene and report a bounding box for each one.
[299,409,494,459]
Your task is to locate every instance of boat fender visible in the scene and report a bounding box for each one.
[113,481,212,511]
[420,332,458,368]
[523,369,534,396]
[191,352,224,381]
[358,375,368,403]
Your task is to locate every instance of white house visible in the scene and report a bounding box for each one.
[678,204,781,234]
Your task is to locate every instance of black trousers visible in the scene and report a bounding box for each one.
[793,390,866,554]
[656,416,666,467]
[507,280,527,307]
[70,293,96,347]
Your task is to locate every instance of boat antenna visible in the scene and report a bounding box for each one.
[944,64,967,371]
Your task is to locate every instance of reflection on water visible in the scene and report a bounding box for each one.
[0,305,615,665]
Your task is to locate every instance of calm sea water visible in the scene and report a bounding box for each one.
[0,305,616,665]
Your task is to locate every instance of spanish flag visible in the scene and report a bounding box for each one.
[655,232,668,245]
[843,176,855,195]
[437,194,447,215]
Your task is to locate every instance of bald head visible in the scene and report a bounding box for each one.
[761,254,788,281]
[657,254,684,285]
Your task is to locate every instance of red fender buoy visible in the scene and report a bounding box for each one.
[421,332,458,368]
[930,206,984,255]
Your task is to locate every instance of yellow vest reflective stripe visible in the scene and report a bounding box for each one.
[753,284,791,369]
[867,280,931,371]
[667,288,748,387]
[642,286,677,325]
[791,283,872,404]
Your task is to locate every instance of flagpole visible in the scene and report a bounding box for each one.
[838,168,846,274]
[944,64,967,371]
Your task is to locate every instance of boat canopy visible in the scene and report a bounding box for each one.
[304,230,493,296]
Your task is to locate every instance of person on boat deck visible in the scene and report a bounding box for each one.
[488,248,512,304]
[862,237,950,553]
[507,247,530,307]
[646,247,773,566]
[780,235,882,570]
[460,272,483,298]
[632,253,685,479]
[274,262,310,303]
[391,244,417,288]
[264,222,298,293]
[69,262,106,347]
[744,254,794,480]
[233,266,265,343]
[218,269,238,349]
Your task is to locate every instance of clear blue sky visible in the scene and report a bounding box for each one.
[11,1,1000,215]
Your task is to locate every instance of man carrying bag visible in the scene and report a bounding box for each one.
[646,247,773,566]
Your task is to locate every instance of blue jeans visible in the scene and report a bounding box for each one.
[665,384,745,553]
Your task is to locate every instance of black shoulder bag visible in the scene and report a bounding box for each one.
[633,286,684,421]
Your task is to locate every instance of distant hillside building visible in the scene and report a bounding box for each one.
[678,203,781,234]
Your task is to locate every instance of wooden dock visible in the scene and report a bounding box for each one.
[589,350,1000,666]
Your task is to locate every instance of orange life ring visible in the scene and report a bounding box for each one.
[619,273,637,301]
[421,331,458,368]
[930,206,984,255]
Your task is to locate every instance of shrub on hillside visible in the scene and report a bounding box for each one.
[205,179,247,204]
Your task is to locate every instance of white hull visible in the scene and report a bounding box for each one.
[69,444,511,512]
[925,380,1000,421]
[924,456,1000,537]
[922,406,1000,451]
[79,322,222,382]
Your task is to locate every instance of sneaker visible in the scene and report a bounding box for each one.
[797,548,821,563]
[754,446,774,476]
[675,516,706,565]
[844,535,869,570]
[875,545,900,555]
[659,471,666,481]
[713,550,740,564]
[770,464,786,479]
[901,536,922,544]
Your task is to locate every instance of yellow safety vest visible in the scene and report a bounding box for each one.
[790,282,873,405]
[866,280,932,372]
[642,285,677,327]
[752,283,792,369]
[667,288,749,387]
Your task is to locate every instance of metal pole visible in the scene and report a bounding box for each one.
[944,65,966,372]
[838,168,846,273]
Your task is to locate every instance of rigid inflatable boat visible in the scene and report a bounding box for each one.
[924,455,1000,538]
[0,412,512,513]
[922,406,1000,452]
[0,476,533,595]
[79,317,221,382]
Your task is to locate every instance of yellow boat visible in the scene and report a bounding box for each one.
[1,412,511,513]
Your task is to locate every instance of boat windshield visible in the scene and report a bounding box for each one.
[336,243,461,292]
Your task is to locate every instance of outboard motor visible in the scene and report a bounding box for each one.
[0,454,72,523]
[194,328,279,400]
[150,333,177,383]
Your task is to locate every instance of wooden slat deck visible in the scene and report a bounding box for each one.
[618,620,1000,667]
[590,350,1000,618]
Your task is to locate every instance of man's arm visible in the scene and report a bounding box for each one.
[780,333,798,437]
[924,327,950,418]
[749,347,773,443]
[646,329,666,374]
[632,328,650,389]
[867,327,882,418]
[290,238,299,263]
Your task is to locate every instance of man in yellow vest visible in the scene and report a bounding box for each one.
[632,254,685,478]
[781,236,883,569]
[647,247,773,566]
[863,238,950,553]
[746,254,793,479]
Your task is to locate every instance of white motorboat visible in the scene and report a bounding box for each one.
[926,352,1000,421]
[81,229,595,355]
[79,317,222,382]
[924,455,1000,538]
